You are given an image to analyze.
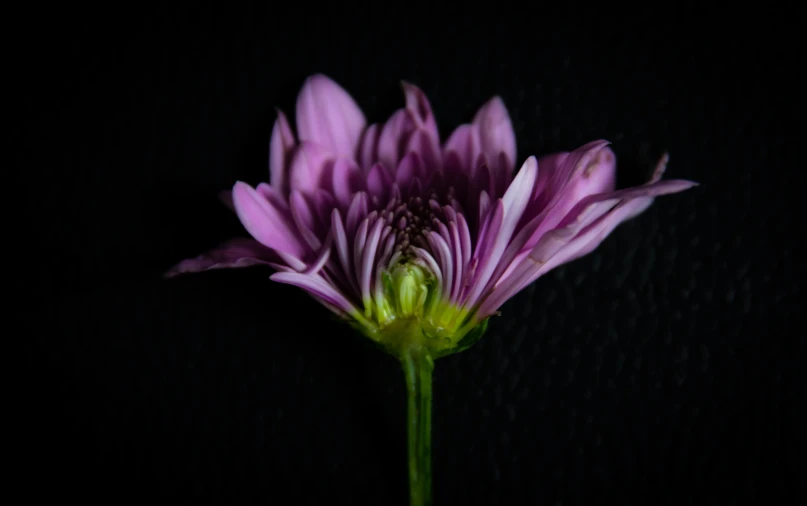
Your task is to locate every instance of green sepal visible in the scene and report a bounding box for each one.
[433,318,489,358]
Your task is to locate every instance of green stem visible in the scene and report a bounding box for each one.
[402,344,434,506]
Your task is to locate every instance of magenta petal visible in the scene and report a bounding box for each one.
[443,124,481,172]
[557,178,697,229]
[377,108,415,171]
[165,238,274,277]
[478,178,697,316]
[270,271,359,316]
[472,96,517,175]
[358,123,380,173]
[530,151,569,210]
[288,141,332,194]
[303,232,333,275]
[402,81,439,139]
[269,110,296,192]
[548,140,611,192]
[331,158,364,207]
[565,145,617,202]
[255,182,290,211]
[442,150,466,186]
[521,141,615,248]
[232,181,307,258]
[345,191,369,237]
[313,189,337,225]
[402,82,441,166]
[396,152,425,186]
[468,198,504,287]
[295,74,366,158]
[331,208,357,288]
[289,190,322,250]
[405,129,442,172]
[650,152,670,183]
[360,218,386,304]
[536,151,570,178]
[463,157,538,306]
[548,198,654,269]
[366,163,393,201]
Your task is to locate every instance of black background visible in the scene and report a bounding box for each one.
[20,4,803,505]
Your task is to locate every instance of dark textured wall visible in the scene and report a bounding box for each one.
[20,5,802,504]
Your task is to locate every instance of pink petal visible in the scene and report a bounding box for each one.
[427,230,453,301]
[402,82,441,169]
[313,188,337,225]
[345,191,369,237]
[232,181,307,258]
[255,182,291,212]
[353,216,370,282]
[270,271,360,317]
[467,198,504,292]
[288,141,332,194]
[478,178,697,316]
[402,81,439,139]
[295,74,366,158]
[377,108,415,172]
[303,232,333,275]
[517,141,615,254]
[463,156,538,307]
[527,151,569,213]
[358,123,380,173]
[331,208,357,288]
[164,238,274,277]
[443,124,481,172]
[366,163,393,201]
[331,157,364,207]
[269,109,296,192]
[289,190,322,250]
[472,96,517,176]
[405,128,442,173]
[441,150,467,195]
[360,217,386,305]
[396,152,425,186]
[477,189,491,234]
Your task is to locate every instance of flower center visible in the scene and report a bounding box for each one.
[356,185,478,356]
[382,186,457,260]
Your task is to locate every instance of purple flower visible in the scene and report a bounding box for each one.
[168,74,696,357]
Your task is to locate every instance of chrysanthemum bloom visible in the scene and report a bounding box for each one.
[168,74,695,505]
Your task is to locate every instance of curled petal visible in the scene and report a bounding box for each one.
[295,74,366,157]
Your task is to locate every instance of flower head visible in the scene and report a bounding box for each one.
[168,74,696,358]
